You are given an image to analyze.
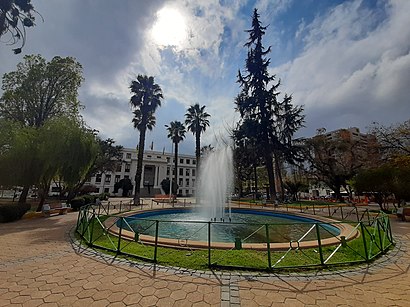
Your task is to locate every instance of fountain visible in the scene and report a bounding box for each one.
[197,146,234,221]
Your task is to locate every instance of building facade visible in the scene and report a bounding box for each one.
[86,148,197,197]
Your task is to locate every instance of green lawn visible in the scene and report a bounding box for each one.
[76,214,393,271]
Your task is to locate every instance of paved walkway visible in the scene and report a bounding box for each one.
[0,211,409,306]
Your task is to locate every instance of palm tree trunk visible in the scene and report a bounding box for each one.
[134,126,147,204]
[195,131,200,203]
[174,142,178,196]
[195,131,200,176]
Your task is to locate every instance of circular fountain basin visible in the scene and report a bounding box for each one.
[107,208,358,250]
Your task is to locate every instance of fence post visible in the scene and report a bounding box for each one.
[315,223,324,265]
[116,218,123,255]
[89,210,96,246]
[327,203,331,216]
[313,203,316,215]
[340,206,344,220]
[355,206,359,222]
[154,221,159,263]
[376,218,384,253]
[208,222,211,267]
[360,222,369,262]
[265,224,272,269]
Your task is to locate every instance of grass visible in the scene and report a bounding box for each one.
[76,214,394,272]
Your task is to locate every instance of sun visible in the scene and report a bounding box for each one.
[151,7,187,48]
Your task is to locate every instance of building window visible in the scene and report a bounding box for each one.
[178,189,182,195]
[96,174,102,183]
[192,179,195,187]
[167,167,170,176]
[124,175,129,180]
[104,188,109,193]
[180,158,183,164]
[185,189,189,195]
[125,163,130,172]
[126,153,131,159]
[105,174,111,184]
[166,157,170,163]
[179,178,183,186]
[186,178,189,186]
[116,163,122,172]
[186,159,190,164]
[193,160,196,165]
[115,175,120,183]
[186,169,190,176]
[179,168,183,176]
[157,156,162,159]
[192,169,195,177]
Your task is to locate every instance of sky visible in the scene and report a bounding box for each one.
[1,0,409,155]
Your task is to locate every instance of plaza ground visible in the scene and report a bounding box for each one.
[0,202,409,306]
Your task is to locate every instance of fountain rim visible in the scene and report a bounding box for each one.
[105,207,359,251]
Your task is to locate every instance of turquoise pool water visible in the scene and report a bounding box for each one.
[124,209,340,244]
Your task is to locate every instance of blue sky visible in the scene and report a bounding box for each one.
[1,0,409,155]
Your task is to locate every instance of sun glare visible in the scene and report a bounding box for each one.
[151,7,187,47]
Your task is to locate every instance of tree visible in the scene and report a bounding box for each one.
[160,178,178,195]
[36,117,99,209]
[0,55,83,127]
[166,121,186,195]
[369,120,410,160]
[304,133,368,202]
[114,178,133,197]
[184,103,210,177]
[129,75,163,204]
[234,9,304,201]
[0,0,40,54]
[0,54,84,202]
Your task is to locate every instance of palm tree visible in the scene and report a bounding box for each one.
[130,75,163,204]
[166,121,186,196]
[184,103,210,176]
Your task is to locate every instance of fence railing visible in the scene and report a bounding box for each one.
[75,200,394,271]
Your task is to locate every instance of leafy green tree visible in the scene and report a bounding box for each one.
[234,9,304,200]
[160,178,178,195]
[35,117,99,210]
[0,55,83,127]
[129,75,163,204]
[166,121,186,194]
[0,55,84,202]
[114,178,133,197]
[0,0,40,54]
[184,103,210,176]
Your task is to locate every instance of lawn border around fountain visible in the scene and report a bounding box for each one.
[104,207,359,251]
[76,200,394,271]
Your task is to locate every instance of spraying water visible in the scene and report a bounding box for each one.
[197,146,234,221]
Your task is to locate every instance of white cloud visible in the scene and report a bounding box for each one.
[274,0,410,134]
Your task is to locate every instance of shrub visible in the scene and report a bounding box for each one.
[0,203,31,223]
[70,197,86,211]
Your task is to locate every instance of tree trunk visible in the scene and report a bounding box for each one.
[253,164,258,199]
[195,131,200,203]
[264,153,276,201]
[134,126,147,204]
[18,185,30,204]
[274,153,284,201]
[174,142,179,196]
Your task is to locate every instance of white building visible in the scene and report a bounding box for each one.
[86,148,197,197]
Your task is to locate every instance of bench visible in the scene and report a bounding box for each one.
[396,207,410,221]
[42,204,70,217]
[152,194,176,204]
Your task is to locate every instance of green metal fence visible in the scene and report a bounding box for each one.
[76,201,394,271]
